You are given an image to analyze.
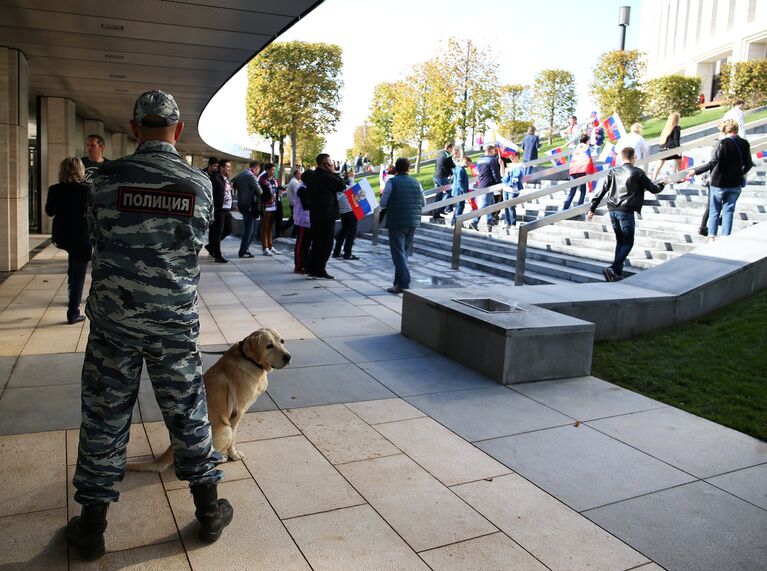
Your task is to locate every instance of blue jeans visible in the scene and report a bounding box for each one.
[609,211,635,276]
[432,177,450,215]
[67,254,89,321]
[708,186,741,237]
[563,173,587,209]
[388,227,416,288]
[503,189,520,226]
[472,191,494,226]
[238,209,256,256]
[451,189,466,225]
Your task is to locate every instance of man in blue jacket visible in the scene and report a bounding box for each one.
[470,145,502,231]
[232,161,261,258]
[451,156,472,226]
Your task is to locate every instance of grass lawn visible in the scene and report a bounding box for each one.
[591,289,767,441]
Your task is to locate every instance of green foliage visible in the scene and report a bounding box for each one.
[286,131,326,167]
[422,59,457,149]
[498,84,531,141]
[644,74,701,119]
[246,41,343,169]
[593,289,767,441]
[393,64,431,172]
[369,82,404,163]
[533,69,576,144]
[591,50,645,125]
[721,59,767,107]
[438,38,500,151]
[351,123,384,165]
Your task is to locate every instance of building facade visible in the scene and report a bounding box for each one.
[639,0,767,101]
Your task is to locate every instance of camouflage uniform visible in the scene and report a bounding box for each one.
[73,97,222,505]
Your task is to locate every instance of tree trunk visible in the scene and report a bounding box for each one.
[270,140,275,164]
[290,128,298,178]
[278,138,286,185]
[415,140,423,173]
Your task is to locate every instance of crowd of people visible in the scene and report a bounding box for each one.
[38,85,759,560]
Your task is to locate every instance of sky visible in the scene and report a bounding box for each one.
[199,0,643,160]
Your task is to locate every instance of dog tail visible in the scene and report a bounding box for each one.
[126,445,174,473]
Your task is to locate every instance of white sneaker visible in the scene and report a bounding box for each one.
[263,249,273,256]
[270,247,281,255]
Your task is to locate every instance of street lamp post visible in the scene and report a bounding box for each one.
[619,6,631,50]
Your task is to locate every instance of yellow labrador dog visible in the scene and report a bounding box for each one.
[128,328,291,473]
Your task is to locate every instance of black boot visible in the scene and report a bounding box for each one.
[191,484,233,543]
[66,503,108,560]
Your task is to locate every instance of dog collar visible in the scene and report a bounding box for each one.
[238,340,264,370]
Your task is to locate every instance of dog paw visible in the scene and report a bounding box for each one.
[228,449,244,461]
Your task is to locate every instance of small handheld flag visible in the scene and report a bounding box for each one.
[756,150,766,159]
[344,178,378,221]
[469,163,479,177]
[495,135,520,158]
[680,155,695,182]
[589,111,599,127]
[599,143,617,165]
[546,147,567,167]
[602,113,627,143]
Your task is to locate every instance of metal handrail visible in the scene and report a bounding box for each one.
[513,129,767,285]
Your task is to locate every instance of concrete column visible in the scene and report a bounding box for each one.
[0,47,29,271]
[102,129,113,159]
[39,96,76,234]
[110,131,129,159]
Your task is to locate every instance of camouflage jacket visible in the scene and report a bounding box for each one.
[86,140,213,337]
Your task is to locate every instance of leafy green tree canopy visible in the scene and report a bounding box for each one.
[644,74,701,119]
[533,69,576,144]
[591,50,645,125]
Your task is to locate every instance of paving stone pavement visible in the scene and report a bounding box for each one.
[0,237,765,571]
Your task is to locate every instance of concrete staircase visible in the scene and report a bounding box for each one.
[364,165,767,284]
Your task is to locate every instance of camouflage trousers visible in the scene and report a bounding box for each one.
[73,321,222,505]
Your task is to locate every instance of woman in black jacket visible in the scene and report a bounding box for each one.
[45,157,92,324]
[652,112,682,181]
[694,119,754,239]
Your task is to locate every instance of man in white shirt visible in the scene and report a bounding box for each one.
[615,123,650,166]
[722,99,746,137]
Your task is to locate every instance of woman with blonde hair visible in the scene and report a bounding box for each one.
[693,119,754,239]
[652,112,682,180]
[45,157,92,324]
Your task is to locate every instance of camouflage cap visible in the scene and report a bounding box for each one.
[133,90,180,127]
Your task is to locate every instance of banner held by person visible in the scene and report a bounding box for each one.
[344,178,379,220]
[602,113,627,143]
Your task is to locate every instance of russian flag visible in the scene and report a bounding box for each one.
[469,163,479,177]
[599,142,617,165]
[602,113,626,143]
[756,150,766,159]
[547,147,567,167]
[589,111,599,127]
[344,178,379,221]
[495,135,519,158]
[589,164,607,193]
[680,154,695,182]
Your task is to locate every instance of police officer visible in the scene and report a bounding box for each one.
[66,90,232,560]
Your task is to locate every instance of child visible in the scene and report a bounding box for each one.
[502,154,524,228]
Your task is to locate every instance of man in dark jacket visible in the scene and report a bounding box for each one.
[432,143,456,220]
[693,119,753,239]
[206,159,233,263]
[470,145,502,230]
[381,158,426,294]
[303,153,345,279]
[232,161,261,258]
[588,147,665,282]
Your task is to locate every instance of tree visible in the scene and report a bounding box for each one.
[533,69,576,144]
[369,82,404,163]
[285,131,326,167]
[591,50,646,126]
[392,64,431,172]
[436,38,500,152]
[644,75,702,118]
[721,59,767,107]
[246,41,343,171]
[422,58,457,150]
[351,122,384,165]
[498,84,532,141]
